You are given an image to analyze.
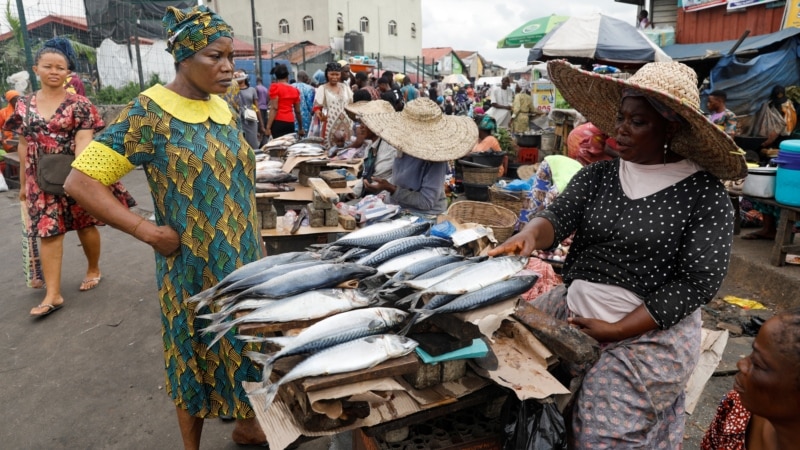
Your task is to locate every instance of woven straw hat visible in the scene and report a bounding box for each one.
[517,164,537,181]
[344,100,395,121]
[359,97,479,162]
[547,60,747,180]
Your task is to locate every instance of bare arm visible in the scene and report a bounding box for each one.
[569,304,658,342]
[17,136,27,201]
[266,97,279,136]
[64,170,180,256]
[294,102,304,136]
[488,216,555,257]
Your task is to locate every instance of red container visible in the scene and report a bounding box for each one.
[516,147,539,164]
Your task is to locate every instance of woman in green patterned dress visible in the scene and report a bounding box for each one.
[63,6,266,449]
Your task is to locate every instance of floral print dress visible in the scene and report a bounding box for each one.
[4,93,135,238]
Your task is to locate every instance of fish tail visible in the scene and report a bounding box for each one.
[261,385,280,412]
[395,291,422,308]
[409,308,435,323]
[186,289,214,304]
[246,351,277,385]
[397,312,420,336]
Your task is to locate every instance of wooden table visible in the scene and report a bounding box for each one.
[752,197,800,266]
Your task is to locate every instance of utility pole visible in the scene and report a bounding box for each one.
[15,0,37,91]
[250,0,261,79]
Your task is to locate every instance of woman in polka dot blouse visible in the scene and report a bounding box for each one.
[491,60,747,448]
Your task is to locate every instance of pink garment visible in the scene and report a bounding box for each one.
[567,122,613,166]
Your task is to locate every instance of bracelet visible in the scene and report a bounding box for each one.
[130,216,147,237]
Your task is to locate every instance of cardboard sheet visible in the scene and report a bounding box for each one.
[470,318,570,400]
[245,373,488,450]
[685,328,729,414]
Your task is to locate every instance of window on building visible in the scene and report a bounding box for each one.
[279,19,289,34]
[388,20,397,36]
[337,13,343,31]
[360,17,369,33]
[411,22,416,39]
[303,16,314,32]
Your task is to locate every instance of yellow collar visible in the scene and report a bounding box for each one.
[141,84,232,125]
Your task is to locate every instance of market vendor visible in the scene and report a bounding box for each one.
[490,60,747,448]
[706,90,738,137]
[471,115,507,177]
[344,100,397,198]
[360,97,478,215]
[63,5,267,448]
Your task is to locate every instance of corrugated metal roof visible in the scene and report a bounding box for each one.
[676,4,784,44]
[663,27,800,61]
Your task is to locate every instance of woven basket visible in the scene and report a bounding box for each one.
[447,200,518,243]
[489,186,524,217]
[461,166,499,185]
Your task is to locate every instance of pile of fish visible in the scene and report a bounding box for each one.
[192,216,539,413]
[256,160,298,184]
[262,133,298,150]
[286,142,325,157]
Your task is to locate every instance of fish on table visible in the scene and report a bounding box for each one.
[249,334,419,412]
[200,288,376,347]
[356,236,452,268]
[329,218,431,249]
[243,307,408,382]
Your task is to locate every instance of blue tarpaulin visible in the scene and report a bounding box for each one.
[704,38,800,115]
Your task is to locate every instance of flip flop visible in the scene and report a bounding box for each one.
[79,276,102,291]
[30,303,63,318]
[741,233,774,240]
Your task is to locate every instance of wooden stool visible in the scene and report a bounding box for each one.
[770,202,800,266]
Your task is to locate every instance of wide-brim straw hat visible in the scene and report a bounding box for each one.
[359,97,478,162]
[546,59,747,180]
[517,164,537,181]
[345,100,395,121]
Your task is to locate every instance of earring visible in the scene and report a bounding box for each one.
[663,142,669,165]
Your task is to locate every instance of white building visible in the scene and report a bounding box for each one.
[205,0,422,59]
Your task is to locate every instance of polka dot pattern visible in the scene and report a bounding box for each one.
[536,159,734,329]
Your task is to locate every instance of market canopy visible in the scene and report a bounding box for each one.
[662,27,800,61]
[497,15,569,49]
[527,13,671,64]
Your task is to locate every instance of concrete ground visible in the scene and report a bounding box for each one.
[0,169,796,449]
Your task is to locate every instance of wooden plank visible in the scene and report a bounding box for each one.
[260,224,348,237]
[266,182,353,203]
[307,177,339,204]
[299,353,420,392]
[513,301,599,365]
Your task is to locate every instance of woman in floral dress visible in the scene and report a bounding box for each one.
[314,62,353,147]
[4,37,135,317]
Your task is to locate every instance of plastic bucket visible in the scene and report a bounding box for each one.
[743,167,776,198]
[773,144,800,205]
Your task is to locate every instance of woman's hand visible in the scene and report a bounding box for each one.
[363,177,395,194]
[488,227,536,256]
[19,186,26,202]
[138,223,181,257]
[297,128,306,136]
[568,317,619,342]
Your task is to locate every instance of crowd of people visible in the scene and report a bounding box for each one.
[2,4,797,450]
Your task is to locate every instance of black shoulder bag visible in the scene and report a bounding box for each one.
[26,95,74,195]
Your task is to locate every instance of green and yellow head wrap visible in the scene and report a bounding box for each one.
[162,5,233,63]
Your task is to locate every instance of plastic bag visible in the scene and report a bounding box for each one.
[502,397,567,450]
[0,171,7,192]
[430,221,457,239]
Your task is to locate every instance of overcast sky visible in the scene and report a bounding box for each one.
[7,0,639,70]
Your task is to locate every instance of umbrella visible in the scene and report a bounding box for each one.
[442,73,470,85]
[497,15,569,49]
[528,13,672,64]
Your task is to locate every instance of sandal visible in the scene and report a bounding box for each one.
[30,303,63,318]
[79,276,102,291]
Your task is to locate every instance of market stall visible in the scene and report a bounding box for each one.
[196,212,595,450]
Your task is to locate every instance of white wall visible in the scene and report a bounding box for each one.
[207,0,421,58]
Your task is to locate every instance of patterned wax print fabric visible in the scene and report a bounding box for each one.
[701,390,749,450]
[708,109,738,137]
[533,285,701,448]
[72,84,264,419]
[4,93,136,238]
[294,81,316,133]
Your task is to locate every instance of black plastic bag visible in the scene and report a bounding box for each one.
[502,396,567,450]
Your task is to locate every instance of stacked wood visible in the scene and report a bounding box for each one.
[319,170,347,188]
[255,196,278,229]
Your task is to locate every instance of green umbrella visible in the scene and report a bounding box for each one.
[497,15,569,49]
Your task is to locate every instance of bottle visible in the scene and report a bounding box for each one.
[283,210,297,231]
